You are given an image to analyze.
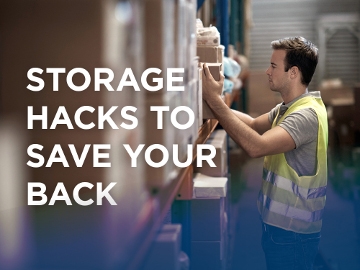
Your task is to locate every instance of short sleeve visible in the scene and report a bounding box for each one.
[268,103,282,125]
[279,108,318,148]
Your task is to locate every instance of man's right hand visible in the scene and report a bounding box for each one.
[202,63,225,103]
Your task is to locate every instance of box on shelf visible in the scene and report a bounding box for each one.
[143,224,182,270]
[183,0,197,85]
[144,0,175,97]
[197,46,219,63]
[191,241,221,270]
[143,93,181,193]
[191,197,228,269]
[191,197,226,240]
[201,63,223,119]
[196,26,220,47]
[184,80,200,146]
[191,221,228,270]
[193,173,228,198]
[194,129,228,177]
[1,0,149,268]
[174,0,187,70]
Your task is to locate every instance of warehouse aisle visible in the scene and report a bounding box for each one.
[228,149,360,270]
[228,154,266,270]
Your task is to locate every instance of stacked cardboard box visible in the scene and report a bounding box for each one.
[191,181,228,270]
[143,0,186,192]
[196,22,224,120]
[0,0,148,268]
[190,129,229,269]
[141,0,200,192]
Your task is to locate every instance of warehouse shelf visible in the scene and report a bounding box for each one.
[0,0,243,268]
[125,119,218,270]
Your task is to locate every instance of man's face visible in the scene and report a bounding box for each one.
[265,49,290,92]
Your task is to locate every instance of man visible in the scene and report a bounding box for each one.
[202,36,328,270]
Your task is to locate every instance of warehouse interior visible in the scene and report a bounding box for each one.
[0,0,360,269]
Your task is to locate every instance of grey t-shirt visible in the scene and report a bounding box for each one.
[268,91,320,176]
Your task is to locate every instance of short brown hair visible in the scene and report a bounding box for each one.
[271,37,318,86]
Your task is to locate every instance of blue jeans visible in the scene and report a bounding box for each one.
[261,222,321,270]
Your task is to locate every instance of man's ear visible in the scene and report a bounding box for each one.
[290,66,299,79]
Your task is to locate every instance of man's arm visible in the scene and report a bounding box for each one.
[231,110,271,135]
[202,64,295,158]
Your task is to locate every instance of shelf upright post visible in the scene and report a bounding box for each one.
[216,0,229,56]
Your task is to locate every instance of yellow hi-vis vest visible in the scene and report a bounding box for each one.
[257,95,328,234]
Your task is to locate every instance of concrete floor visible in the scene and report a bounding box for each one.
[228,148,360,270]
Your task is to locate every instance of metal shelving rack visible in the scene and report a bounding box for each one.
[124,119,219,270]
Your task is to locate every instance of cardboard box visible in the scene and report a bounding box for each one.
[191,241,222,270]
[191,197,225,241]
[161,224,182,254]
[1,0,143,113]
[143,228,182,270]
[318,80,354,106]
[191,214,228,270]
[0,1,149,268]
[186,80,200,145]
[217,45,225,73]
[144,0,175,97]
[194,129,228,177]
[201,63,223,119]
[206,63,222,81]
[184,0,197,85]
[174,0,187,69]
[143,93,181,193]
[197,46,219,63]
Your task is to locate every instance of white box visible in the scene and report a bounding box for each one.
[193,173,228,198]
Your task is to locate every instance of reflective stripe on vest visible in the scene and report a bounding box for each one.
[258,193,324,223]
[263,168,327,200]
